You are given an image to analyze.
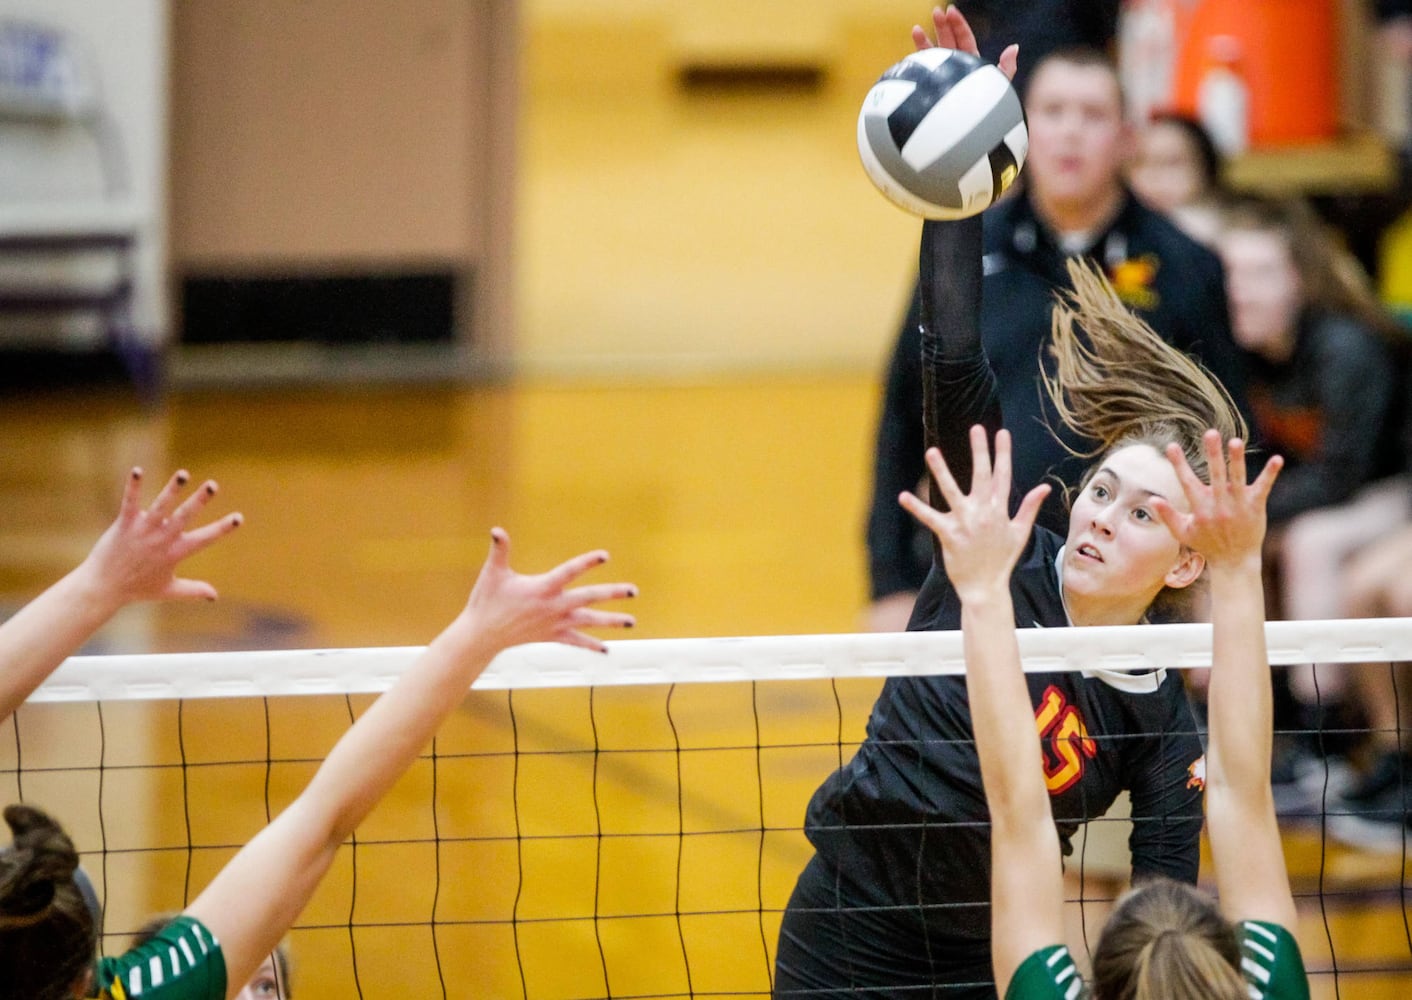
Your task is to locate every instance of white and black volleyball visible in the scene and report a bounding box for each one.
[858,48,1027,219]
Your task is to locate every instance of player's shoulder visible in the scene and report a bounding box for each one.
[1005,944,1087,1000]
[1241,920,1312,999]
[94,915,226,1000]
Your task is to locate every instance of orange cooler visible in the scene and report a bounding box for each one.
[1169,0,1339,147]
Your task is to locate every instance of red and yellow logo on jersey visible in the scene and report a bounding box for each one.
[1108,255,1160,311]
[1186,756,1207,791]
[1034,685,1098,794]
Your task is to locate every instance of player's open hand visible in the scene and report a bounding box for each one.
[912,5,1018,82]
[1152,431,1282,573]
[458,529,637,654]
[76,468,242,609]
[899,427,1048,604]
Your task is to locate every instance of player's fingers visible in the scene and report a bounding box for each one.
[1226,438,1248,493]
[164,577,218,602]
[992,429,1014,502]
[1013,483,1051,534]
[1203,430,1227,490]
[118,467,145,523]
[568,608,636,631]
[1164,442,1206,501]
[968,425,992,491]
[483,527,512,573]
[911,24,934,50]
[557,629,609,655]
[170,479,218,529]
[1150,496,1186,539]
[943,4,980,56]
[179,512,243,555]
[1251,453,1285,503]
[931,7,948,33]
[544,547,611,589]
[924,447,964,509]
[997,44,1019,82]
[149,469,192,519]
[563,582,638,609]
[899,490,949,540]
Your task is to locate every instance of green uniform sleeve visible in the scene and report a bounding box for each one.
[1004,944,1087,1000]
[93,915,227,1000]
[1241,921,1310,1000]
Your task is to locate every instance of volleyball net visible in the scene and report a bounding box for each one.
[7,619,1412,998]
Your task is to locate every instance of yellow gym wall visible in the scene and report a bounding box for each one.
[516,0,926,375]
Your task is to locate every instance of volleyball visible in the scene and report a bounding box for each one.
[858,47,1027,219]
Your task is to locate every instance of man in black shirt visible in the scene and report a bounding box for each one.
[951,0,1120,97]
[865,48,1248,631]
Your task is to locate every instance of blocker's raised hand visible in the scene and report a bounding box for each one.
[77,467,243,607]
[1152,430,1283,572]
[899,427,1048,604]
[457,528,637,654]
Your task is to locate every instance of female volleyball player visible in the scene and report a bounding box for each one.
[0,471,636,1000]
[904,415,1306,996]
[775,9,1228,997]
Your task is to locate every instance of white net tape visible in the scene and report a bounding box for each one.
[32,616,1412,702]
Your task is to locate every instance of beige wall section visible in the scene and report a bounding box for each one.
[169,0,518,357]
[171,0,483,267]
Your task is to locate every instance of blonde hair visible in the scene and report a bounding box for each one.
[1042,258,1246,620]
[1091,879,1246,1000]
[1043,257,1246,481]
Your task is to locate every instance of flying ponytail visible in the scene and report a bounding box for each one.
[1043,256,1246,487]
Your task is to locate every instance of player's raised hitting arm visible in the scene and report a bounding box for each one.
[911,7,1018,521]
[178,529,636,1000]
[0,468,241,722]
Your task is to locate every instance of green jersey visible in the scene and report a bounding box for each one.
[92,915,227,1000]
[1005,921,1309,1000]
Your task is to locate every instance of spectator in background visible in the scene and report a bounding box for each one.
[1216,196,1407,802]
[865,45,1248,632]
[1128,111,1229,246]
[1218,197,1403,558]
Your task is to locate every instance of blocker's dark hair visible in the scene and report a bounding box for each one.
[0,803,97,1000]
